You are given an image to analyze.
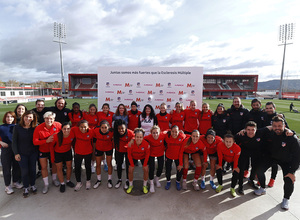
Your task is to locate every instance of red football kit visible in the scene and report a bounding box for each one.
[198,110,213,135]
[71,127,95,155]
[200,135,223,155]
[33,122,62,153]
[116,129,134,153]
[156,113,171,131]
[217,142,241,168]
[144,132,166,157]
[184,109,200,133]
[128,110,141,131]
[182,138,207,162]
[83,112,98,129]
[165,132,186,166]
[93,128,113,152]
[97,111,114,127]
[127,139,150,167]
[68,112,82,127]
[170,111,185,131]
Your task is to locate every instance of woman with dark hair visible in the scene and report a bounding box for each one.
[14,104,27,124]
[170,102,185,131]
[128,101,141,131]
[199,129,223,190]
[113,119,134,190]
[182,130,207,191]
[113,103,128,127]
[71,120,95,191]
[51,122,75,193]
[139,104,157,136]
[0,111,22,195]
[97,103,114,127]
[212,103,230,138]
[12,110,38,197]
[93,120,114,189]
[126,128,150,194]
[164,125,186,191]
[50,98,70,124]
[68,102,83,127]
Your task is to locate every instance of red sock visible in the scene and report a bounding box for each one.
[183,168,188,179]
[194,166,202,180]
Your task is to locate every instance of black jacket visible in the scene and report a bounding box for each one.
[227,105,249,135]
[244,108,265,129]
[49,106,70,124]
[212,113,230,138]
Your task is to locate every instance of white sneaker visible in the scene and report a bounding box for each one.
[182,181,187,190]
[42,185,49,194]
[122,163,125,170]
[86,180,91,190]
[52,179,60,187]
[91,166,96,174]
[107,180,113,189]
[281,198,289,210]
[192,181,200,191]
[5,186,14,195]
[93,180,101,189]
[13,182,23,189]
[254,187,266,196]
[115,180,122,189]
[150,184,155,193]
[155,176,161,188]
[114,165,117,171]
[74,182,83,191]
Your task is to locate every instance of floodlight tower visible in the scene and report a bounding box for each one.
[53,22,67,94]
[278,23,295,99]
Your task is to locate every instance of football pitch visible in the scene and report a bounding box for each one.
[0,98,299,134]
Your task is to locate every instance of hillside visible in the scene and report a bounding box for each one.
[258,79,300,91]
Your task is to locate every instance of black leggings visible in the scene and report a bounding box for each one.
[165,157,182,182]
[217,164,239,188]
[257,157,294,199]
[115,151,129,180]
[74,153,92,182]
[148,155,164,180]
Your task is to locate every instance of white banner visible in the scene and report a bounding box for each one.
[97,67,203,113]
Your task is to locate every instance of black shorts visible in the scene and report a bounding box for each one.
[93,138,97,143]
[95,149,113,157]
[39,152,51,159]
[131,158,147,167]
[55,150,73,163]
[183,151,199,156]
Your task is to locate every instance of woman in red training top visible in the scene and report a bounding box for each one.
[170,102,185,131]
[127,128,150,194]
[113,119,134,190]
[156,103,171,132]
[144,125,166,193]
[128,101,141,131]
[199,103,213,135]
[71,120,95,191]
[216,134,241,197]
[184,100,200,134]
[182,130,207,191]
[165,125,186,191]
[97,103,114,127]
[33,111,61,194]
[199,129,223,190]
[51,122,75,193]
[93,120,114,189]
[83,104,98,174]
[68,102,82,127]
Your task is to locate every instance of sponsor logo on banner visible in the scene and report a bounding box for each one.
[137,82,141,87]
[159,90,163,95]
[105,91,114,93]
[113,84,122,86]
[167,105,171,110]
[167,91,175,94]
[125,83,132,87]
[168,83,172,87]
[178,91,184,95]
[155,99,164,101]
[125,105,129,109]
[105,97,112,101]
[155,105,160,109]
[179,97,183,102]
[136,98,142,102]
[128,90,133,95]
[117,97,121,102]
[124,98,133,101]
[117,90,124,94]
[144,84,153,86]
[187,83,194,87]
[136,91,145,94]
[148,91,153,95]
[191,90,195,95]
[175,84,184,87]
[106,82,110,87]
[148,97,152,102]
[166,98,172,102]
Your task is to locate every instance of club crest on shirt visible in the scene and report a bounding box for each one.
[107,135,110,138]
[64,112,67,116]
[108,114,111,116]
[95,119,97,121]
[195,112,198,115]
[40,153,42,156]
[136,115,139,118]
[165,116,168,119]
[196,147,198,150]
[256,138,261,142]
[240,112,243,116]
[223,119,226,123]
[87,135,90,138]
[141,148,144,151]
[208,115,210,117]
[179,138,182,141]
[230,150,233,153]
[181,115,183,118]
[282,142,286,147]
[71,138,73,141]
[79,116,81,118]
[53,128,56,131]
[126,136,128,139]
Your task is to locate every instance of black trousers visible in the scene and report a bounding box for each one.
[257,157,294,199]
[1,147,21,186]
[238,151,260,187]
[115,151,129,180]
[148,155,164,180]
[74,153,92,182]
[165,157,182,182]
[18,152,38,188]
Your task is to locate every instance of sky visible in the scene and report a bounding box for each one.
[0,0,299,83]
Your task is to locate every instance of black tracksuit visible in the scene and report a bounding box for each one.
[212,113,230,138]
[227,105,249,135]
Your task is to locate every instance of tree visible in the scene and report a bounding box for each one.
[6,79,20,87]
[0,80,5,86]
